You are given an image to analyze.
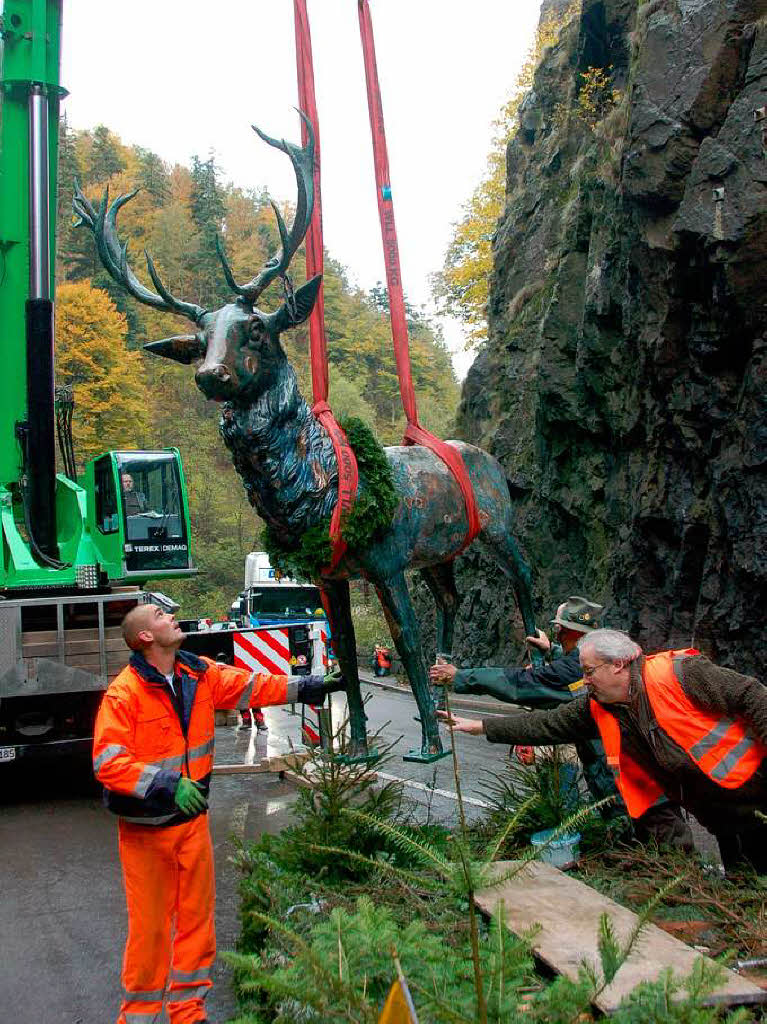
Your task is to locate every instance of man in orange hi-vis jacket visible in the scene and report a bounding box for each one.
[440,628,767,875]
[93,602,345,1024]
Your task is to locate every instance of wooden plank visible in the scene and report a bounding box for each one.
[282,769,314,789]
[22,625,123,644]
[53,654,102,671]
[212,751,312,775]
[475,860,766,1013]
[22,637,126,658]
[106,655,130,672]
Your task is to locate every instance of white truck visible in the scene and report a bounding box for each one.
[181,554,331,741]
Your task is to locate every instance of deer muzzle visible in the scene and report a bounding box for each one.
[195,363,234,400]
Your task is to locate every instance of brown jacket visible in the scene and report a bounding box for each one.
[483,656,767,836]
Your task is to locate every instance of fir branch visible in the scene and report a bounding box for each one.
[565,873,689,1022]
[305,843,441,889]
[343,808,452,874]
[408,979,475,1024]
[597,913,622,985]
[483,794,538,864]
[241,908,373,1018]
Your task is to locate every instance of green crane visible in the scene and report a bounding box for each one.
[0,0,195,591]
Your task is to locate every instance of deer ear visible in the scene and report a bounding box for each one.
[292,275,322,323]
[144,335,206,365]
[270,275,322,334]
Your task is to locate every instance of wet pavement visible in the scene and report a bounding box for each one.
[0,682,508,1023]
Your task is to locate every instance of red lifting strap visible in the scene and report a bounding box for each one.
[357,0,481,551]
[294,0,359,568]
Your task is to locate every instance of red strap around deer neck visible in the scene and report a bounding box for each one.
[357,0,481,551]
[295,0,359,568]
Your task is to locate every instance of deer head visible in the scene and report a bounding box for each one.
[72,114,320,403]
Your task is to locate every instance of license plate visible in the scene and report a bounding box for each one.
[0,747,16,762]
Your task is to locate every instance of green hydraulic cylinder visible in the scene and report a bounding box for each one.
[0,0,65,557]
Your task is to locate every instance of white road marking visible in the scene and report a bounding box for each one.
[377,771,490,808]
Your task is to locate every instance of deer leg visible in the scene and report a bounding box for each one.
[478,529,542,663]
[319,578,369,758]
[419,562,459,657]
[374,571,448,763]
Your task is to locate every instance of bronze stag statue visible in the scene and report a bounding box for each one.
[73,116,540,762]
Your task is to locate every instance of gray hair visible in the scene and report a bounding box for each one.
[577,628,642,663]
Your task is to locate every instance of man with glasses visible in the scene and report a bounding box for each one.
[440,628,767,873]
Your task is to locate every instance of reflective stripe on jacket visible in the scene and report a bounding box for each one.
[93,649,289,825]
[591,649,767,818]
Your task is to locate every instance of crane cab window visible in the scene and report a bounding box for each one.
[117,453,190,572]
[95,457,119,534]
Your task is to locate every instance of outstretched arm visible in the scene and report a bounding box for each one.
[206,658,345,710]
[433,649,584,709]
[439,695,597,745]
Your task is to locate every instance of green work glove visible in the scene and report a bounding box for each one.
[296,669,346,705]
[323,667,345,691]
[174,777,208,816]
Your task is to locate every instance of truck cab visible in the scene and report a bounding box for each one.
[183,553,329,678]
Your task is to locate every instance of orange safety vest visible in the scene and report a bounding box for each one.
[93,650,289,825]
[591,649,767,818]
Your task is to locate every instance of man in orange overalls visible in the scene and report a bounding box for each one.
[93,603,344,1024]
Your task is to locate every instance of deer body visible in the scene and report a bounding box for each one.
[217,357,537,758]
[74,115,539,760]
[219,359,506,571]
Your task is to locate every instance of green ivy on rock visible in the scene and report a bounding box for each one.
[262,416,398,581]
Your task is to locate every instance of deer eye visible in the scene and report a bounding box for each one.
[248,317,266,348]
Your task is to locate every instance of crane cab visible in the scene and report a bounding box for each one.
[84,448,195,583]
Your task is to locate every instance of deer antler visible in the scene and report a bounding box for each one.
[72,181,206,324]
[215,110,315,306]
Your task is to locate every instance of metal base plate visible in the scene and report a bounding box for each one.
[335,748,381,766]
[403,748,452,764]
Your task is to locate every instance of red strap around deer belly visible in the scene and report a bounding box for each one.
[312,402,359,570]
[404,423,482,554]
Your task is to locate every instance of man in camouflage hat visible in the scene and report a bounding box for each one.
[430,595,603,713]
[430,597,693,850]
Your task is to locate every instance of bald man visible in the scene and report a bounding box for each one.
[93,603,344,1024]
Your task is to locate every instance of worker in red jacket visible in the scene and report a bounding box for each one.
[93,602,344,1024]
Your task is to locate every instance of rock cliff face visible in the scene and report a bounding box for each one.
[452,0,767,672]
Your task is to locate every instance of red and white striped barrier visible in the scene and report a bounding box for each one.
[234,628,291,677]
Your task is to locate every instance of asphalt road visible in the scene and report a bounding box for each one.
[0,681,508,1023]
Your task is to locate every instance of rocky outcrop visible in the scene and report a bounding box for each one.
[452,0,767,672]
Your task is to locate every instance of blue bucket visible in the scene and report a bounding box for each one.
[530,828,581,868]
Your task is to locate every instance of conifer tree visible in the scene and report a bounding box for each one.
[135,146,171,206]
[189,152,228,306]
[89,124,126,183]
[55,114,85,281]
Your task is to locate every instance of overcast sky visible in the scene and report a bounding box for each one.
[60,0,542,378]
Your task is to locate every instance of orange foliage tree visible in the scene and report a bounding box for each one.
[55,281,149,463]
